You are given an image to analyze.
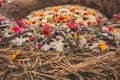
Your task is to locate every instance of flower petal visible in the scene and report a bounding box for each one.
[19,28,25,33]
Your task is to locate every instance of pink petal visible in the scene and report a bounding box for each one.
[67,20,78,29]
[73,23,79,28]
[113,14,118,18]
[117,14,120,20]
[113,13,120,20]
[97,18,102,23]
[105,42,110,46]
[44,23,50,30]
[35,44,41,49]
[19,28,25,33]
[12,26,24,33]
[0,17,3,22]
[17,19,27,27]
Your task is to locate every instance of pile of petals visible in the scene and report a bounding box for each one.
[25,5,107,27]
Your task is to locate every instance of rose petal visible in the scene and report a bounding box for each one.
[19,28,25,33]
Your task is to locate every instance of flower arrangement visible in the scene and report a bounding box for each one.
[0,5,119,52]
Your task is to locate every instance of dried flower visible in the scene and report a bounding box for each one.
[86,38,92,43]
[11,51,22,60]
[26,20,33,26]
[73,32,78,39]
[105,42,110,47]
[64,16,71,22]
[98,41,106,51]
[87,11,95,15]
[11,26,25,33]
[107,26,114,32]
[69,6,78,12]
[29,37,34,42]
[53,16,65,23]
[34,13,44,17]
[53,15,71,23]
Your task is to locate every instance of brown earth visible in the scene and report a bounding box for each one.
[0,0,120,20]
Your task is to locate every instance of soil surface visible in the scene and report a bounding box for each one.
[0,0,120,20]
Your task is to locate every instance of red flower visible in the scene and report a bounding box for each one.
[12,26,25,33]
[107,26,114,32]
[43,23,50,30]
[41,29,50,37]
[86,38,92,43]
[66,20,79,29]
[53,16,66,23]
[29,37,34,42]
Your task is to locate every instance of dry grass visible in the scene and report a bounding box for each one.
[0,47,120,80]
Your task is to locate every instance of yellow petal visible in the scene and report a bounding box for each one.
[98,41,106,51]
[11,54,17,60]
[11,51,22,60]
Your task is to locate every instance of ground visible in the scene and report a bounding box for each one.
[0,0,120,19]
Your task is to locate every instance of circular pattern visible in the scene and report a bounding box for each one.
[0,5,120,52]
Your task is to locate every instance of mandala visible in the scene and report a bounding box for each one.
[0,5,120,52]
